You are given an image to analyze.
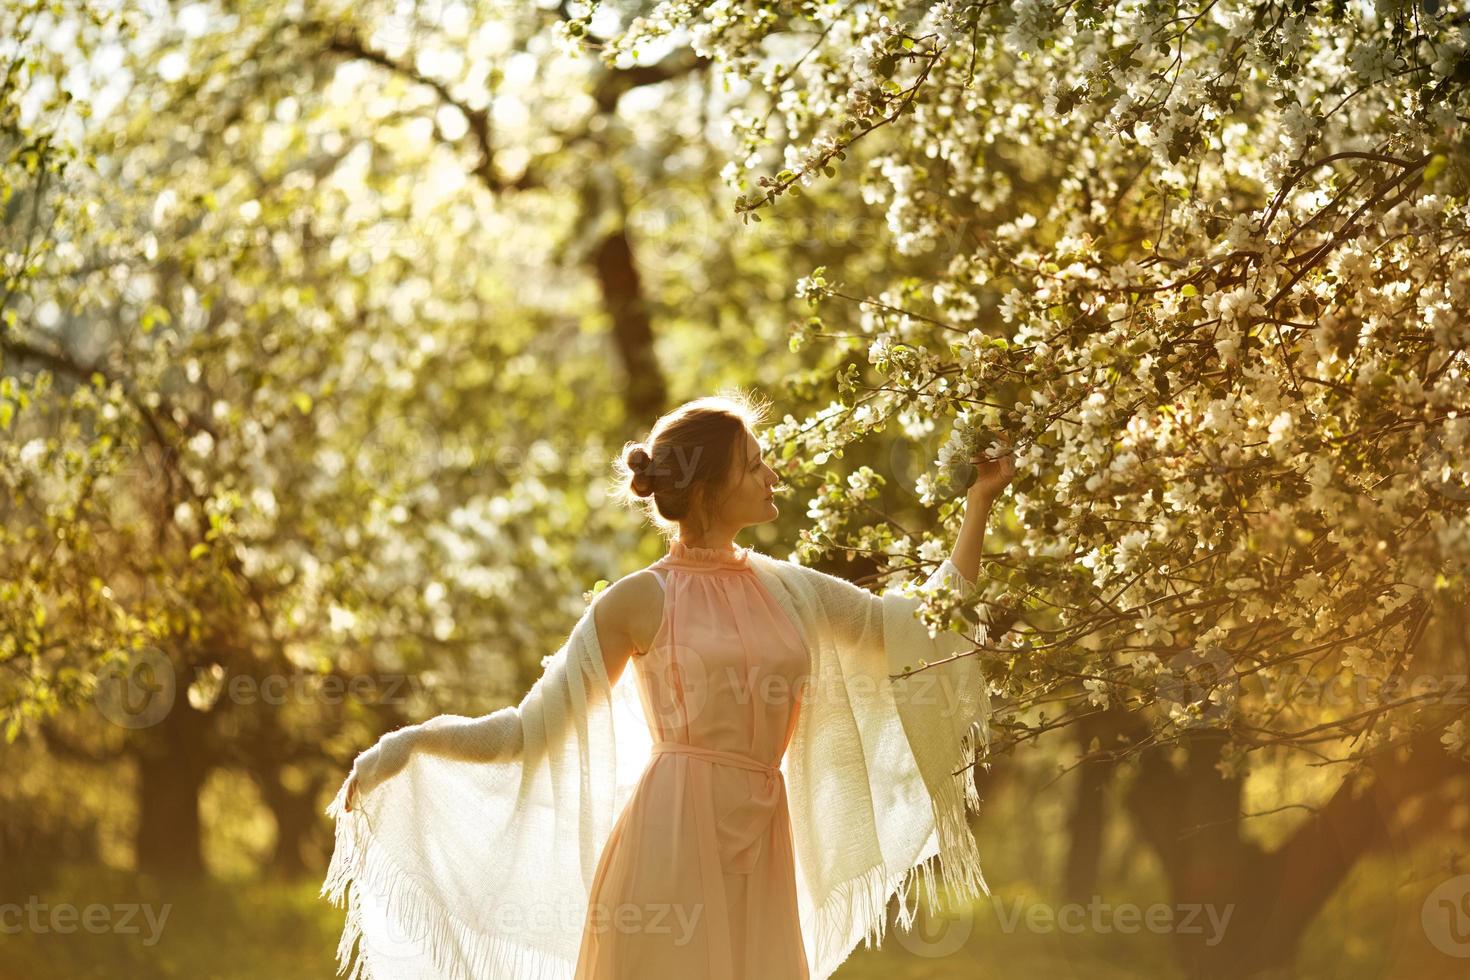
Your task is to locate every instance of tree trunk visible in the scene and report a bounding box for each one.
[258,768,327,878]
[1124,726,1470,978]
[1125,728,1269,978]
[593,227,666,421]
[133,699,211,878]
[1062,710,1115,901]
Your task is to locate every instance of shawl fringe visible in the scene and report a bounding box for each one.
[803,714,993,973]
[321,779,574,980]
[929,717,991,902]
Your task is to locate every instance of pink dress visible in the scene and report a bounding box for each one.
[573,538,812,979]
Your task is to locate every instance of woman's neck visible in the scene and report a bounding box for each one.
[677,530,738,552]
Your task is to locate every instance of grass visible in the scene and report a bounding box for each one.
[2,840,1465,979]
[0,860,339,980]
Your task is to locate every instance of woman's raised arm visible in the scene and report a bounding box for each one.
[949,435,1015,584]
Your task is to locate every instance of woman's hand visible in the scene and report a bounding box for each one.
[338,717,476,814]
[967,436,1016,501]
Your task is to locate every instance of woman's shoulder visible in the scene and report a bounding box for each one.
[746,548,829,581]
[597,567,665,612]
[743,546,796,569]
[745,548,827,598]
[750,550,893,609]
[593,567,666,655]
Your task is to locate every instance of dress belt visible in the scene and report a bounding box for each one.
[650,740,781,776]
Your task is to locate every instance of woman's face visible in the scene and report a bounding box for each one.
[712,428,779,528]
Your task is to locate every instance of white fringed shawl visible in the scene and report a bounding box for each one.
[322,547,993,980]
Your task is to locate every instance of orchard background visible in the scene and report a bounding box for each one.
[2,1,1468,977]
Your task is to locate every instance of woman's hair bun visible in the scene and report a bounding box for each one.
[626,445,656,498]
[616,391,770,526]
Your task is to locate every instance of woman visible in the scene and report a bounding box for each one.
[325,391,1016,980]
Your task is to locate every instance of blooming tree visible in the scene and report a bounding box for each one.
[2,0,1466,967]
[576,1,1470,970]
[0,0,716,874]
